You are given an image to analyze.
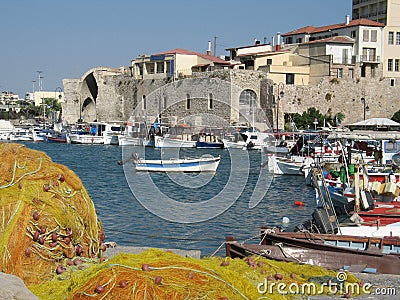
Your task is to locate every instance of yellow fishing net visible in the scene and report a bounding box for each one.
[0,142,361,299]
[0,143,104,286]
[29,248,361,299]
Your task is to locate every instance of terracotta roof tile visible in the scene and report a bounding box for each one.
[153,48,230,64]
[282,18,384,36]
[303,35,355,45]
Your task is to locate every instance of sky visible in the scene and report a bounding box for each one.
[0,0,352,98]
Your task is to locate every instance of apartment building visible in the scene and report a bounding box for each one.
[131,48,232,80]
[352,0,400,79]
[283,17,384,82]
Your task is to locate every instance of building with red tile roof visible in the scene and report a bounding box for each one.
[131,47,232,80]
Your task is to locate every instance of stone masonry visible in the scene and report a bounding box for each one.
[62,67,400,129]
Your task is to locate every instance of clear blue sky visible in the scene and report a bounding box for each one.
[0,0,351,98]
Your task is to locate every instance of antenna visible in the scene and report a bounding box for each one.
[213,36,217,56]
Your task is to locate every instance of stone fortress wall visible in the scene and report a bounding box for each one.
[62,67,400,129]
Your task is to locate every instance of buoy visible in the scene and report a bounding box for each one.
[282,217,290,224]
[294,201,304,206]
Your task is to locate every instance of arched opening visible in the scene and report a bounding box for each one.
[81,97,97,122]
[239,89,257,126]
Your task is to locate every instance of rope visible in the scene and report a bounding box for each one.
[209,242,226,257]
[275,242,301,263]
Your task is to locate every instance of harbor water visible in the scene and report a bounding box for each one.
[19,142,316,256]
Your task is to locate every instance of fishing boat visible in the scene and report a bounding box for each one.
[69,122,106,144]
[225,229,400,274]
[304,163,400,237]
[267,155,314,175]
[133,154,221,172]
[45,132,70,143]
[195,133,224,149]
[9,128,32,141]
[154,135,196,148]
[103,122,126,145]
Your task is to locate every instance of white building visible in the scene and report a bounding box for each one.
[352,0,400,79]
[33,91,64,107]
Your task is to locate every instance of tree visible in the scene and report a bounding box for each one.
[290,107,345,130]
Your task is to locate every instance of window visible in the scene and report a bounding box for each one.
[142,95,146,110]
[337,68,343,78]
[388,59,393,71]
[348,68,354,78]
[370,30,377,42]
[146,62,155,74]
[266,59,272,65]
[239,90,256,106]
[342,49,348,64]
[363,30,369,42]
[397,32,400,45]
[186,94,190,110]
[286,73,295,84]
[395,59,399,72]
[351,31,356,38]
[296,37,302,43]
[389,32,394,44]
[208,93,213,110]
[156,62,164,73]
[166,61,171,75]
[390,79,396,87]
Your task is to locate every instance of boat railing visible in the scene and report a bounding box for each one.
[311,164,342,234]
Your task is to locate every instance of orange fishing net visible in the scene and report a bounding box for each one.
[0,143,104,286]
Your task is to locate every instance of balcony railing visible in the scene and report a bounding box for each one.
[360,55,380,63]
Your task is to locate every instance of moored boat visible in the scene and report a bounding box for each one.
[154,135,196,148]
[133,154,221,172]
[225,229,400,274]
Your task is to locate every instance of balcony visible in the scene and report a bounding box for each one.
[360,55,380,63]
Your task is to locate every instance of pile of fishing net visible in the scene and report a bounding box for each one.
[0,143,362,299]
[0,143,105,286]
[29,248,361,299]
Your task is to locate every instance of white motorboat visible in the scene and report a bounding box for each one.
[222,139,246,149]
[69,122,107,144]
[239,128,274,150]
[118,135,145,146]
[267,155,314,175]
[9,128,33,141]
[133,155,221,172]
[69,133,104,144]
[154,135,196,148]
[103,122,126,145]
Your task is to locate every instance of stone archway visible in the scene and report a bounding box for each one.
[239,89,257,126]
[81,97,97,122]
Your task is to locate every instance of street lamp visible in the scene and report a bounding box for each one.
[54,87,63,126]
[361,97,369,120]
[274,83,285,134]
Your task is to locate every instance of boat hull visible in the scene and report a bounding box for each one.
[154,136,196,148]
[134,156,220,172]
[118,136,144,146]
[226,231,400,274]
[196,141,224,149]
[69,134,104,144]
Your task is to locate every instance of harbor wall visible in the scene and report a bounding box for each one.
[62,68,400,128]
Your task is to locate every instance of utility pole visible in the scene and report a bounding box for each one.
[213,36,217,57]
[37,71,45,128]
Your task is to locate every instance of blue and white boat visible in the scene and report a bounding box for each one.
[133,155,221,172]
